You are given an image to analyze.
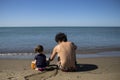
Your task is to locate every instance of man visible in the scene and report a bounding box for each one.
[49,32,77,72]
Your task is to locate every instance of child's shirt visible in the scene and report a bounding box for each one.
[34,53,46,68]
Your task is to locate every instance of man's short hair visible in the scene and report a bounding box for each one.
[55,32,67,42]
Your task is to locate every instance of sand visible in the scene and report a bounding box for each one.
[0,57,120,80]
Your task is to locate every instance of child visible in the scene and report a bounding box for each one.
[31,45,48,71]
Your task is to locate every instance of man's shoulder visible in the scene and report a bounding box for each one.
[53,44,61,52]
[54,45,60,49]
[64,41,73,45]
[67,41,75,45]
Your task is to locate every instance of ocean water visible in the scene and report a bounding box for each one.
[0,27,120,54]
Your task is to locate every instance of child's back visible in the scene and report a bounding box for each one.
[35,53,46,68]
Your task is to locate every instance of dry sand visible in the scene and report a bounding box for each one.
[0,57,120,80]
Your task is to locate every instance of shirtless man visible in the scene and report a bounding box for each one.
[49,32,77,71]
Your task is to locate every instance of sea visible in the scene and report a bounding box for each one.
[0,27,120,59]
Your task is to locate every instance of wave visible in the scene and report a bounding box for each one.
[0,53,34,56]
[0,51,120,59]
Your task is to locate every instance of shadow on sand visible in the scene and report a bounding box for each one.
[46,64,98,72]
[76,64,98,72]
[45,64,98,72]
[45,64,58,71]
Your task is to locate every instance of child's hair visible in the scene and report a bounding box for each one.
[34,45,44,53]
[55,32,67,43]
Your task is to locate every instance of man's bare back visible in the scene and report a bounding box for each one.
[50,41,76,70]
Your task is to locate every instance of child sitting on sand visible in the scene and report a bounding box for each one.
[31,45,49,71]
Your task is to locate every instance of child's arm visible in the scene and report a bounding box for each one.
[32,60,36,64]
[31,60,36,69]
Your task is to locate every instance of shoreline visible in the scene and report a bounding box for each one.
[0,46,120,54]
[0,46,120,59]
[0,57,120,80]
[76,46,120,54]
[0,51,120,59]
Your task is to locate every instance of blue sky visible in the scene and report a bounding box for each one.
[0,0,120,27]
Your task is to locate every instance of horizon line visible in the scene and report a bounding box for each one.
[0,26,120,27]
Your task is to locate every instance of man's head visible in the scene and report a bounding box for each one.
[55,32,67,43]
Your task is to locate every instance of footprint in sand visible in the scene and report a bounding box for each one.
[24,65,58,80]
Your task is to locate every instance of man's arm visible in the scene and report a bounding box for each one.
[49,46,57,61]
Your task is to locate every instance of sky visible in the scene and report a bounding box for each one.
[0,0,120,27]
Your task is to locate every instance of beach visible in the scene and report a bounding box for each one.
[0,57,120,80]
[1,0,120,79]
[0,27,120,80]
